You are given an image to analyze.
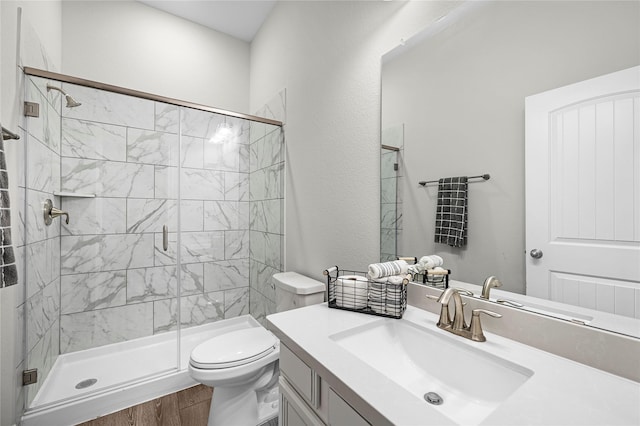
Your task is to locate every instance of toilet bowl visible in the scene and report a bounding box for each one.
[188,272,325,426]
[188,321,280,425]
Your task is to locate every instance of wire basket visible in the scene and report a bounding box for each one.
[323,266,408,319]
[420,268,450,289]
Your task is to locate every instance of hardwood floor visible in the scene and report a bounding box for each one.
[77,385,213,426]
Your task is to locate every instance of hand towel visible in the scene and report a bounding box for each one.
[434,177,468,248]
[0,138,17,288]
[367,260,409,280]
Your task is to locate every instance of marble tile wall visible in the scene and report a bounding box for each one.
[21,76,63,406]
[56,83,253,353]
[19,80,284,414]
[380,124,404,262]
[249,91,286,326]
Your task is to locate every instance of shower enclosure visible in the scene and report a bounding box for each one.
[380,124,404,261]
[19,68,284,422]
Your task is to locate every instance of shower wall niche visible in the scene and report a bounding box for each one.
[21,71,284,410]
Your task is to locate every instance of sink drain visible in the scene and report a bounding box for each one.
[75,378,97,389]
[424,392,443,405]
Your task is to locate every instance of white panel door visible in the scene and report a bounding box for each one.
[525,66,640,318]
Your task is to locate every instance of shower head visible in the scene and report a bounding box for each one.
[64,94,82,108]
[46,84,82,108]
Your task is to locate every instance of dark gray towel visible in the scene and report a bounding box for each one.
[0,138,18,288]
[434,176,468,248]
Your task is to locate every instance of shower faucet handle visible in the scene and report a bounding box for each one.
[44,199,70,225]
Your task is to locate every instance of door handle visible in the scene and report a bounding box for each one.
[163,225,168,251]
[529,249,543,259]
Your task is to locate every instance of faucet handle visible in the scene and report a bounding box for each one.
[425,294,452,327]
[469,309,502,342]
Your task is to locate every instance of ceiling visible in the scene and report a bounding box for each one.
[138,0,277,42]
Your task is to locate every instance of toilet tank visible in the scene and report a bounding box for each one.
[272,272,325,312]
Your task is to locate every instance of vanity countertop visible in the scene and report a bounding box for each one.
[267,303,640,426]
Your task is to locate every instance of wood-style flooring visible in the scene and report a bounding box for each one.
[76,385,213,426]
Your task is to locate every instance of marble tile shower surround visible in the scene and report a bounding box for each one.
[51,82,264,353]
[19,74,284,421]
[249,90,286,326]
[21,76,63,407]
[16,17,69,414]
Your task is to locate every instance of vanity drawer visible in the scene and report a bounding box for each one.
[280,376,324,426]
[280,343,313,402]
[328,389,369,426]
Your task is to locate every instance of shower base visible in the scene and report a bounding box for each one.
[21,315,263,426]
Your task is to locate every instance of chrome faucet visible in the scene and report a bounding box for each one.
[481,276,502,299]
[427,288,502,342]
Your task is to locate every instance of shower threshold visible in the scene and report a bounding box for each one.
[21,315,262,426]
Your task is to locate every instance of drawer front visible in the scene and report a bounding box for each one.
[280,344,313,402]
[328,389,369,426]
[280,377,325,426]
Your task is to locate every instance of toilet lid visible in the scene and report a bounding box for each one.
[190,327,277,370]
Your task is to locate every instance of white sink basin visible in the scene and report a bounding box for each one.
[330,319,534,425]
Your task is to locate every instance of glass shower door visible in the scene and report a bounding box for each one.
[380,146,399,261]
[22,75,181,410]
[380,124,404,262]
[175,108,252,362]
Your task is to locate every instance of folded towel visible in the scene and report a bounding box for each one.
[369,300,404,315]
[0,138,17,288]
[434,177,468,248]
[370,275,405,285]
[369,283,404,303]
[367,260,409,279]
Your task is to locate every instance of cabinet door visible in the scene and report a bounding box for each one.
[328,389,369,426]
[279,377,324,426]
[280,344,313,402]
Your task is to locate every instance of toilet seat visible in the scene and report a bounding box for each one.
[190,327,277,370]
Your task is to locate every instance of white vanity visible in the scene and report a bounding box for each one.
[267,301,640,425]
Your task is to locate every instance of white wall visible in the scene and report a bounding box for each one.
[1,2,63,423]
[250,1,462,281]
[62,0,250,113]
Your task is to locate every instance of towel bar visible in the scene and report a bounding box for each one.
[419,174,490,186]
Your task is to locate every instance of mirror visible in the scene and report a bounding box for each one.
[381,1,640,337]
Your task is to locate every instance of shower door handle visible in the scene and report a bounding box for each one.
[162,225,168,251]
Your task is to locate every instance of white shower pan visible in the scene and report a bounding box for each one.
[21,315,259,426]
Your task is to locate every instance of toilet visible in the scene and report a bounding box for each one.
[188,272,325,426]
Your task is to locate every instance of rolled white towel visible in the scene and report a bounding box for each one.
[334,275,368,309]
[367,260,409,279]
[418,255,443,270]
